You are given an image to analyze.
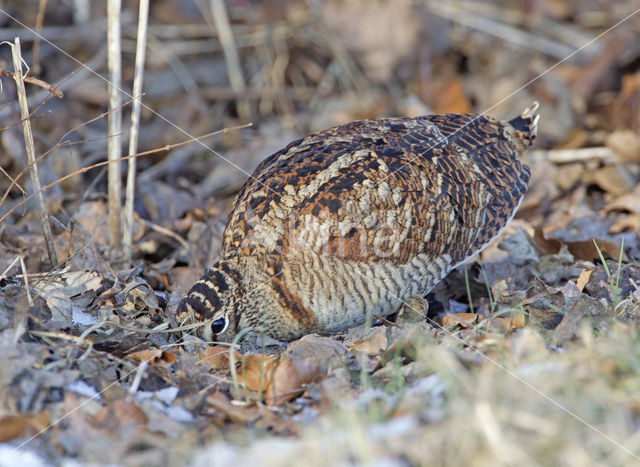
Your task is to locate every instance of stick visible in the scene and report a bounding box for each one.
[107,0,123,252]
[209,0,250,120]
[10,38,58,267]
[32,0,49,75]
[0,69,63,97]
[123,0,149,263]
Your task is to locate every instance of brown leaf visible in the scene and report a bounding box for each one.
[238,354,323,405]
[239,354,278,393]
[489,314,526,329]
[94,400,147,431]
[206,390,259,424]
[609,214,640,234]
[605,130,640,163]
[576,269,593,292]
[127,349,177,366]
[585,165,636,196]
[0,412,49,442]
[197,346,241,371]
[266,357,322,405]
[442,313,478,328]
[567,238,626,263]
[605,185,640,216]
[350,332,388,355]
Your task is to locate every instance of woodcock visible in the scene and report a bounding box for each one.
[177,103,540,342]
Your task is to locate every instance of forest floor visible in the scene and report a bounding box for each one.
[1,1,640,465]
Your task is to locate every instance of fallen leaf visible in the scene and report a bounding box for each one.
[127,349,177,366]
[237,354,323,405]
[94,400,148,431]
[0,412,49,442]
[206,390,259,424]
[605,130,640,163]
[441,313,478,328]
[585,165,636,196]
[31,269,103,322]
[605,185,640,216]
[351,332,388,355]
[197,346,241,370]
[576,269,593,292]
[266,357,322,405]
[239,354,279,393]
[489,314,526,329]
[609,214,640,234]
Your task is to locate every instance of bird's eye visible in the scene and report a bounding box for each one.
[211,317,228,335]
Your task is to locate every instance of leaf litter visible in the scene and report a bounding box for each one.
[1,0,640,465]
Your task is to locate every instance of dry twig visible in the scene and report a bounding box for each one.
[10,38,58,267]
[209,0,250,120]
[107,0,123,252]
[123,0,150,263]
[0,69,63,98]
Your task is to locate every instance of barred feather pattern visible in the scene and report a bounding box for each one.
[177,103,539,341]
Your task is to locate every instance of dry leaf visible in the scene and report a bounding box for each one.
[238,354,322,405]
[490,314,526,329]
[609,214,640,234]
[198,346,241,370]
[127,349,177,366]
[585,165,636,196]
[351,332,388,355]
[605,185,640,215]
[322,0,419,82]
[605,130,640,163]
[94,400,148,431]
[206,391,259,424]
[442,313,478,328]
[576,269,593,292]
[266,357,322,405]
[0,412,49,442]
[566,238,626,262]
[239,354,279,393]
[31,269,103,323]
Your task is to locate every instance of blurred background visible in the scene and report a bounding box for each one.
[0,0,639,270]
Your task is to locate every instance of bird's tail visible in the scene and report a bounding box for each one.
[507,101,540,150]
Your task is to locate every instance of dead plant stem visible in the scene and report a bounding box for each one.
[107,0,123,251]
[10,38,58,266]
[123,0,149,263]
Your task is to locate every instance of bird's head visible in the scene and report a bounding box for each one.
[176,261,242,343]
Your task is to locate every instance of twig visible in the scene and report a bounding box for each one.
[0,164,27,196]
[124,0,149,264]
[19,256,33,306]
[0,69,63,98]
[533,147,616,164]
[0,123,251,224]
[107,0,123,252]
[10,38,58,267]
[32,0,49,75]
[0,50,106,122]
[0,256,21,281]
[127,360,148,399]
[209,0,250,120]
[138,217,190,251]
[13,256,32,343]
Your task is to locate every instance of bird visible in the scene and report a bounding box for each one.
[176,103,539,342]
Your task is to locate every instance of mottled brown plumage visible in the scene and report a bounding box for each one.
[176,103,539,342]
